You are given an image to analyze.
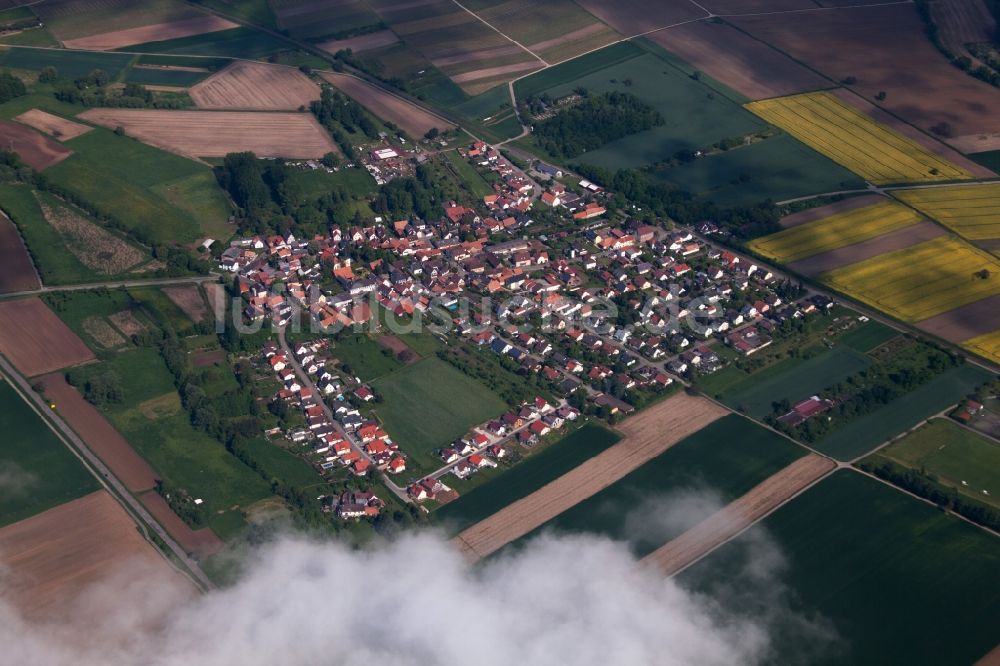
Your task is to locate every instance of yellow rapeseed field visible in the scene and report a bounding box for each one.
[823,236,1000,321]
[749,200,922,263]
[963,330,1000,366]
[746,92,972,185]
[894,184,1000,240]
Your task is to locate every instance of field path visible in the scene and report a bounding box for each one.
[642,453,836,575]
[452,393,728,560]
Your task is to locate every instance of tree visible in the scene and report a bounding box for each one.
[321,151,340,168]
[37,66,58,83]
[0,70,26,104]
[875,91,887,101]
[424,127,440,140]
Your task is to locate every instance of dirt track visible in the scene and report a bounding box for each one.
[0,298,94,376]
[61,15,237,50]
[319,72,453,137]
[0,120,72,170]
[0,212,39,294]
[190,61,321,110]
[642,454,836,576]
[452,393,728,560]
[0,490,192,620]
[39,373,158,492]
[14,109,92,141]
[77,109,337,159]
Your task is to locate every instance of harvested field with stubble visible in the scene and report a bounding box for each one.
[162,285,208,322]
[746,92,972,184]
[451,393,728,560]
[750,200,924,263]
[0,490,192,621]
[649,21,828,100]
[190,60,320,110]
[14,109,92,141]
[0,120,73,170]
[39,373,158,492]
[140,490,224,557]
[894,184,1000,240]
[642,454,835,576]
[61,14,237,50]
[0,298,94,376]
[77,109,337,159]
[0,211,39,294]
[319,71,454,137]
[36,194,145,275]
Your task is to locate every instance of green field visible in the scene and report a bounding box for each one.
[123,67,209,87]
[518,415,806,555]
[870,418,1000,509]
[288,168,377,201]
[128,286,196,335]
[45,128,232,242]
[681,471,1000,665]
[835,321,898,353]
[0,47,135,79]
[0,379,100,527]
[723,347,872,418]
[371,356,508,473]
[443,149,494,198]
[434,422,620,532]
[333,334,402,381]
[135,54,232,70]
[124,27,290,58]
[43,288,149,350]
[514,41,644,100]
[242,437,323,488]
[814,364,995,460]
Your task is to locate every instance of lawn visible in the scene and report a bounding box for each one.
[371,356,508,473]
[813,364,995,460]
[128,286,196,335]
[443,149,494,199]
[721,347,873,418]
[45,128,232,242]
[680,471,1000,666]
[0,378,100,527]
[869,418,1000,509]
[835,320,898,353]
[434,422,621,532]
[287,167,377,201]
[334,333,402,381]
[123,67,209,87]
[242,437,323,488]
[123,26,291,59]
[516,415,806,556]
[0,47,135,80]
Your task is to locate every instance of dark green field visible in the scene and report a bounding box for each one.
[513,41,644,100]
[435,422,621,532]
[814,364,994,460]
[42,288,148,350]
[334,334,402,381]
[836,320,898,353]
[970,149,1000,174]
[124,67,209,87]
[124,27,290,58]
[371,356,508,473]
[680,471,1000,665]
[0,379,100,527]
[45,128,232,242]
[517,415,805,555]
[242,437,323,488]
[0,47,134,79]
[287,168,377,201]
[128,287,196,335]
[724,347,872,418]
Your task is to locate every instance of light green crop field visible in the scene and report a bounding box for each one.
[681,471,1000,665]
[0,378,100,527]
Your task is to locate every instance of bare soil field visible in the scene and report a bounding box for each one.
[451,393,728,559]
[527,23,607,53]
[914,293,1000,342]
[433,44,525,68]
[203,282,226,322]
[0,299,94,376]
[949,132,1000,154]
[451,61,541,84]
[37,195,145,275]
[163,285,208,322]
[929,0,996,58]
[831,88,995,178]
[0,211,39,294]
[650,21,828,101]
[61,15,237,50]
[190,61,321,110]
[732,4,1000,137]
[14,109,92,141]
[976,642,1000,666]
[139,491,224,557]
[572,0,708,37]
[377,334,418,363]
[0,490,193,621]
[788,221,946,276]
[108,310,147,337]
[39,373,158,492]
[0,121,73,170]
[642,454,835,576]
[191,349,225,367]
[318,28,400,54]
[77,109,337,159]
[81,316,126,349]
[319,71,454,137]
[780,194,885,228]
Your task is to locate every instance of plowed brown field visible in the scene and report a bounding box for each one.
[452,393,728,559]
[0,298,93,376]
[61,15,237,50]
[77,109,337,159]
[642,454,835,576]
[140,491,224,557]
[0,121,72,170]
[14,109,92,140]
[319,71,453,137]
[0,211,39,294]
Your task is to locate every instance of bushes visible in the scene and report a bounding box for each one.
[533,92,664,158]
[0,69,26,104]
